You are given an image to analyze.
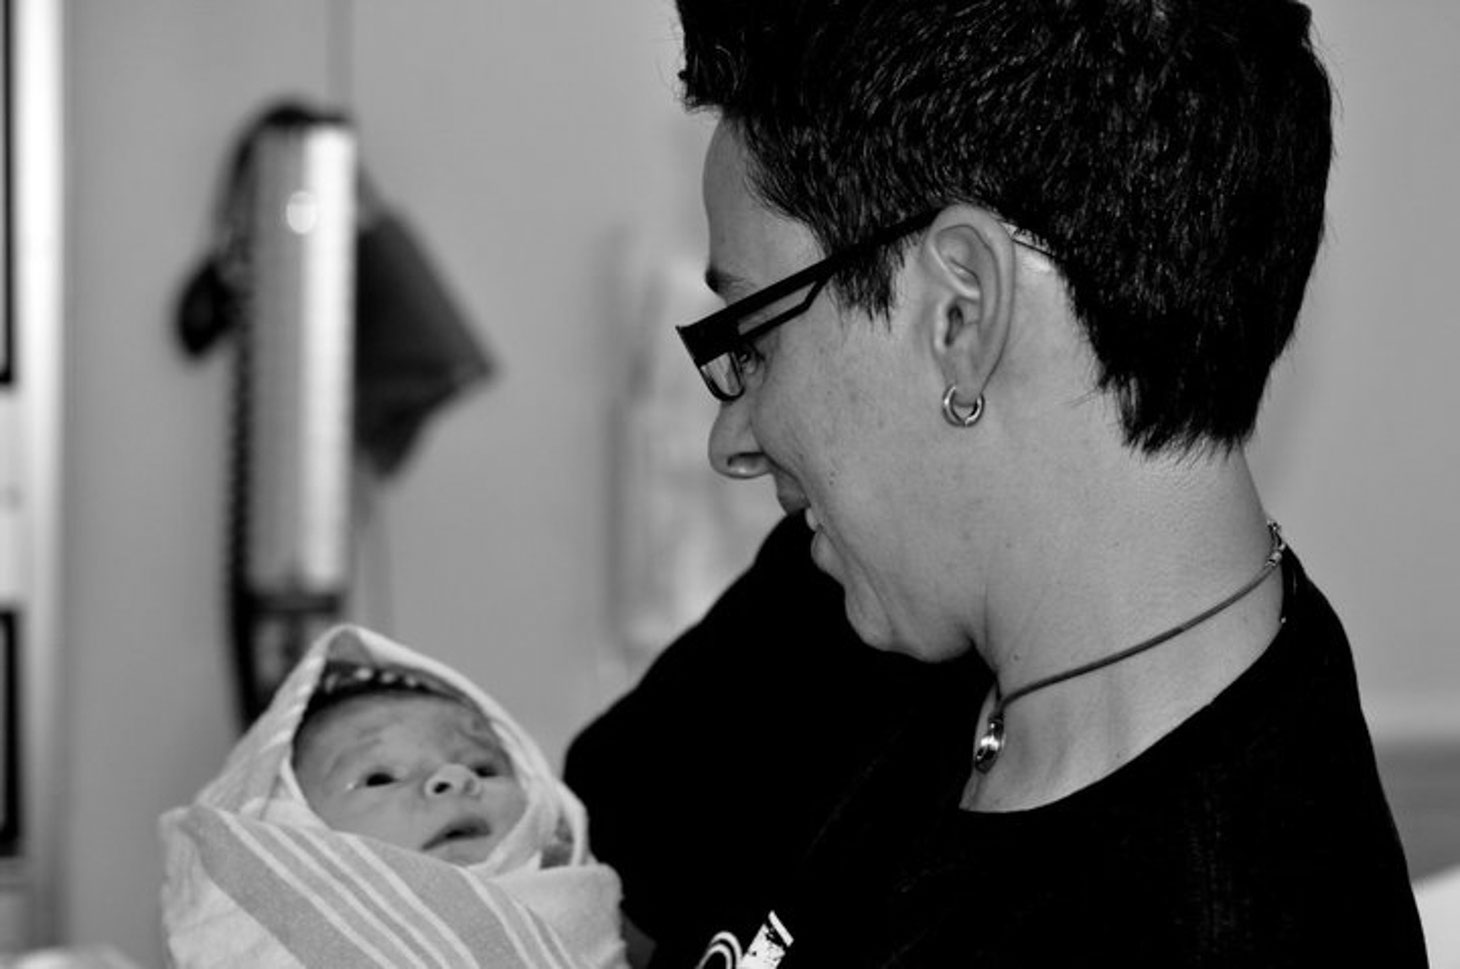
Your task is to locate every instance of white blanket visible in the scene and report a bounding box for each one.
[159,625,627,969]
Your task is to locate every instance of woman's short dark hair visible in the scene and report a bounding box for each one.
[677,0,1334,454]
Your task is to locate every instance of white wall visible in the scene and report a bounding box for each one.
[62,3,336,963]
[1248,0,1460,738]
[49,0,1459,966]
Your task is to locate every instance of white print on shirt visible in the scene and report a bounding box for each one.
[694,911,794,969]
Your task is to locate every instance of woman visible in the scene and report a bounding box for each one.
[625,0,1426,964]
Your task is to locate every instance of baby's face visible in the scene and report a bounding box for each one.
[295,694,528,865]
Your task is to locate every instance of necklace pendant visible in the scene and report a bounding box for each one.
[973,711,1005,774]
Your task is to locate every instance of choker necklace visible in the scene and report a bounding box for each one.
[972,520,1287,774]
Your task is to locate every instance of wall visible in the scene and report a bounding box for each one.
[1248,0,1460,737]
[49,0,1460,966]
[62,4,334,963]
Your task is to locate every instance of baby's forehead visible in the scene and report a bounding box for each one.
[323,692,503,749]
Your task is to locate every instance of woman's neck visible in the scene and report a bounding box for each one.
[962,447,1284,811]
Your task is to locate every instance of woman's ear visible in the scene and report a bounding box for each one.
[917,206,1018,399]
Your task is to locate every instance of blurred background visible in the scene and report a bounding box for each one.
[0,0,1455,966]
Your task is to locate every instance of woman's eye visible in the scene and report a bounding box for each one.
[729,342,765,375]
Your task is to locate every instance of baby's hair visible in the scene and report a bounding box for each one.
[293,660,480,767]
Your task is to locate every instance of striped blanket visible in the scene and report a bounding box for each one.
[159,625,627,969]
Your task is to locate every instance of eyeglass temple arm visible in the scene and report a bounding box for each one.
[676,208,944,364]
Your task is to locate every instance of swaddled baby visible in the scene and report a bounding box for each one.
[160,624,626,969]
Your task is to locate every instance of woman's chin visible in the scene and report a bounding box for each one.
[809,528,840,579]
[841,586,950,661]
[811,532,925,657]
[836,582,892,649]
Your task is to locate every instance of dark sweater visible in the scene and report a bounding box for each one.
[565,515,977,966]
[569,518,1426,966]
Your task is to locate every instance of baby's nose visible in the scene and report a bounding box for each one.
[424,763,480,798]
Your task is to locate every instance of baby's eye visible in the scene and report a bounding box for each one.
[360,770,397,788]
[472,762,500,779]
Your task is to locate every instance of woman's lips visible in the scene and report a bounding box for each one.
[773,483,822,538]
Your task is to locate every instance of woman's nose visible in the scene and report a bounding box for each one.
[424,763,480,798]
[708,397,769,480]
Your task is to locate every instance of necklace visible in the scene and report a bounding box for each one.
[971,520,1287,774]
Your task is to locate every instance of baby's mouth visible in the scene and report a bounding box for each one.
[422,816,493,853]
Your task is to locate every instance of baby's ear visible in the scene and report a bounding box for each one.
[325,627,374,665]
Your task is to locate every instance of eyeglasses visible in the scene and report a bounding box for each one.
[676,210,940,402]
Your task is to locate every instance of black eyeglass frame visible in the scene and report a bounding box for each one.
[676,209,941,402]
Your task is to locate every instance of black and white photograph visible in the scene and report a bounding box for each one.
[0,1,1455,966]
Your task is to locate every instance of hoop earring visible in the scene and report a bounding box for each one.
[941,384,984,428]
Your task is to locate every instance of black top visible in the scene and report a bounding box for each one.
[568,518,1426,967]
[565,515,986,966]
[751,550,1426,966]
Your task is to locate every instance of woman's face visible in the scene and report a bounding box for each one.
[700,125,972,661]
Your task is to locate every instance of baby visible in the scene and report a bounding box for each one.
[160,624,626,969]
[291,659,541,868]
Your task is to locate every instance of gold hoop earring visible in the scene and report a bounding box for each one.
[941,384,984,428]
